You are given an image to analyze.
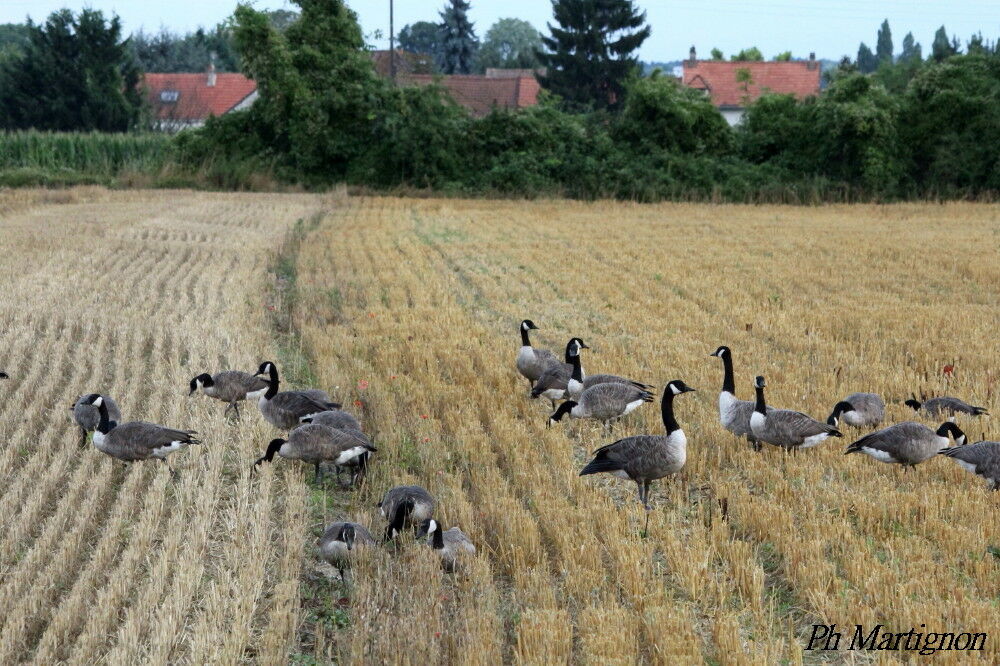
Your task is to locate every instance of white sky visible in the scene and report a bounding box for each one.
[1,1,998,62]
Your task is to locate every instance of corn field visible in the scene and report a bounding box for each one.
[0,131,172,175]
[0,191,997,663]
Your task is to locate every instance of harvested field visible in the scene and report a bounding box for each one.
[1,192,997,663]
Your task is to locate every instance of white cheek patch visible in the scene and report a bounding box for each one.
[670,384,681,395]
[93,397,104,407]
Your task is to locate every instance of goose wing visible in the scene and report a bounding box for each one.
[769,409,841,442]
[530,362,571,396]
[580,435,660,475]
[309,409,363,432]
[583,374,654,391]
[114,421,200,450]
[272,390,339,417]
[845,421,928,457]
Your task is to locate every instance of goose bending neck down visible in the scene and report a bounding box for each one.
[749,376,842,451]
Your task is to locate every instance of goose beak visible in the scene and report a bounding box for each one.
[684,386,696,393]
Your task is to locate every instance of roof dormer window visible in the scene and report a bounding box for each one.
[160,90,180,103]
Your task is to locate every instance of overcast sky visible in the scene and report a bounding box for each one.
[2,1,998,62]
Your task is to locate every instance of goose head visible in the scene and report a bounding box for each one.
[754,376,766,390]
[548,400,577,426]
[189,373,214,395]
[666,380,696,395]
[521,319,539,331]
[566,338,589,356]
[415,518,438,540]
[709,345,731,359]
[253,361,277,378]
[904,396,922,411]
[827,401,854,426]
[337,523,358,550]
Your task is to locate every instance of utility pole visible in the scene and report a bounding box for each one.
[389,0,396,85]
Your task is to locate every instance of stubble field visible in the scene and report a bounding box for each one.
[0,190,997,664]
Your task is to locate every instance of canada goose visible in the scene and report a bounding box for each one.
[516,319,558,387]
[252,361,341,430]
[416,518,476,572]
[564,344,653,400]
[709,346,772,451]
[253,422,376,484]
[189,370,269,418]
[548,381,654,433]
[749,376,842,452]
[81,394,200,473]
[530,338,587,409]
[318,521,375,580]
[845,421,966,470]
[939,439,1000,490]
[379,485,436,541]
[904,395,988,417]
[301,410,373,485]
[70,393,122,447]
[827,393,885,428]
[579,380,696,516]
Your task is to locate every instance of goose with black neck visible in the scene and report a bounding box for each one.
[530,337,587,409]
[579,379,696,531]
[515,319,558,387]
[749,376,842,453]
[710,345,771,451]
[251,361,341,430]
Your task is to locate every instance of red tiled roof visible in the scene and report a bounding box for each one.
[681,60,821,108]
[402,74,540,117]
[143,73,257,122]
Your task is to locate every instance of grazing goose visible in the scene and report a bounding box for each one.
[530,338,587,409]
[827,392,885,429]
[252,361,341,430]
[81,394,200,473]
[845,421,966,470]
[515,319,558,387]
[710,346,772,451]
[564,344,653,400]
[189,370,269,418]
[416,518,476,572]
[548,381,654,433]
[579,380,696,515]
[70,393,122,447]
[904,395,988,417]
[253,423,376,484]
[301,410,373,485]
[939,439,1000,490]
[318,521,375,580]
[379,485,436,541]
[749,376,842,452]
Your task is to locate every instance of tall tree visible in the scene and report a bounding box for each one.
[0,9,142,131]
[438,0,478,74]
[856,42,877,73]
[875,19,893,64]
[931,26,957,62]
[397,21,441,58]
[538,0,651,111]
[477,18,542,71]
[131,24,240,73]
[900,32,921,61]
[710,47,724,61]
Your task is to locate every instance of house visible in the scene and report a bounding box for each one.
[143,66,257,132]
[400,72,541,117]
[681,48,821,126]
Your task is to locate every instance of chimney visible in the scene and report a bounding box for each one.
[808,52,817,70]
[207,52,217,87]
[689,45,697,62]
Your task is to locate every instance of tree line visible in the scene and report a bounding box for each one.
[1,1,1000,201]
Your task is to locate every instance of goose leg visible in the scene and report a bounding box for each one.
[232,402,241,419]
[314,463,322,484]
[643,480,653,511]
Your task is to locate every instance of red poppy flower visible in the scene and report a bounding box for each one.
[943,364,954,376]
[354,400,363,407]
[357,380,369,390]
[420,414,428,419]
